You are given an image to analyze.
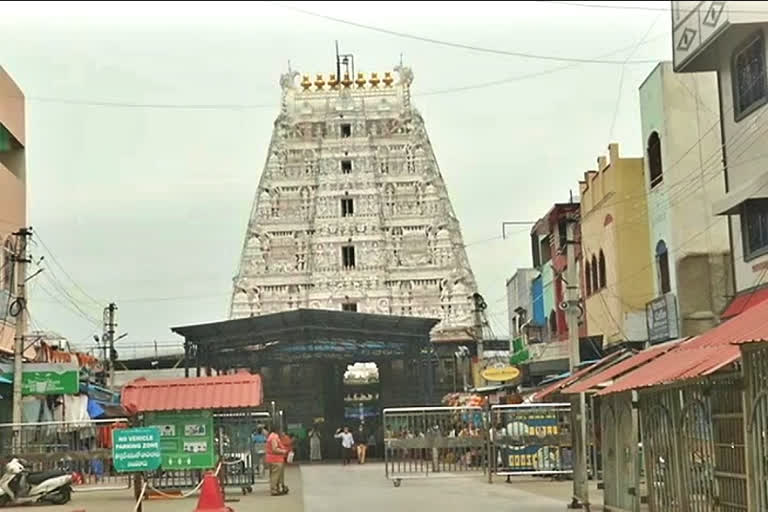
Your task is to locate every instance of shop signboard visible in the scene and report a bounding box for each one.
[646,294,680,345]
[481,366,521,383]
[112,427,162,473]
[0,363,79,395]
[145,410,215,470]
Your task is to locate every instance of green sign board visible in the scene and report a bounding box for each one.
[0,363,79,395]
[112,427,162,473]
[145,410,216,470]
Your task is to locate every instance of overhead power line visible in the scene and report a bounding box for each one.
[535,1,768,15]
[273,2,660,65]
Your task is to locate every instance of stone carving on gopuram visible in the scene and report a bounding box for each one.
[230,66,479,340]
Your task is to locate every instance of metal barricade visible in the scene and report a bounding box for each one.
[383,406,487,487]
[489,403,573,478]
[217,411,272,493]
[147,410,272,491]
[0,418,131,489]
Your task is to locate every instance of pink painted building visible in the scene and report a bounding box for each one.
[0,66,26,355]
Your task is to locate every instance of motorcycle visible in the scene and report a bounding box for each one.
[0,458,74,506]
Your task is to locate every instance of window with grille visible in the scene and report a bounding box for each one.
[341,160,352,174]
[342,245,356,269]
[742,199,768,260]
[647,131,663,187]
[342,302,358,312]
[656,240,671,294]
[341,123,351,138]
[341,198,354,217]
[733,32,768,121]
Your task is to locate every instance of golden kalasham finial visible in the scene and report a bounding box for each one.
[355,72,367,88]
[341,73,352,88]
[328,73,339,90]
[301,74,312,91]
[369,72,380,87]
[383,72,394,87]
[314,74,326,91]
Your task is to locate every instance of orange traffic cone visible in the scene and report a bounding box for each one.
[194,472,233,512]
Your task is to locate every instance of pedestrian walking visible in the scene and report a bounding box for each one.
[265,425,290,496]
[355,425,367,464]
[334,426,355,466]
[309,428,322,462]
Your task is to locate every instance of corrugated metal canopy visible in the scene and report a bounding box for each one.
[562,341,681,394]
[720,287,768,320]
[121,372,263,414]
[532,351,625,401]
[599,299,768,395]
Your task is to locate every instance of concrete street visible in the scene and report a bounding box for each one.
[10,465,603,512]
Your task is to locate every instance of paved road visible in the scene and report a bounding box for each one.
[9,465,601,511]
[301,463,601,512]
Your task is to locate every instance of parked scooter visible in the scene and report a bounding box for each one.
[0,458,74,506]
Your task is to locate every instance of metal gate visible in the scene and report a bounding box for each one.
[602,402,619,507]
[745,342,768,511]
[679,396,716,511]
[489,402,572,478]
[383,406,487,486]
[643,401,680,511]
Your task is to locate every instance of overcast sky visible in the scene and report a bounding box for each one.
[0,1,673,357]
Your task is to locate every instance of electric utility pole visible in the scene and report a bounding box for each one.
[11,227,32,446]
[564,215,589,510]
[104,302,117,389]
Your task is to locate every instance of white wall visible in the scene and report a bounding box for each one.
[716,25,768,293]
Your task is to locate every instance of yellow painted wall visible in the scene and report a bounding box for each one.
[580,144,653,346]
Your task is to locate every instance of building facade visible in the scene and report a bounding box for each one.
[639,61,732,341]
[230,67,479,341]
[579,143,653,349]
[0,67,25,356]
[672,2,768,311]
[505,268,538,339]
[526,201,585,379]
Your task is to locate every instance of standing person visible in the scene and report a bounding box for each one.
[252,425,267,477]
[334,426,355,466]
[309,428,322,462]
[355,425,368,464]
[366,428,376,460]
[265,425,290,496]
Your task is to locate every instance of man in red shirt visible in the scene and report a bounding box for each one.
[265,425,289,496]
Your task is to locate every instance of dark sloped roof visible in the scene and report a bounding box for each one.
[171,308,440,348]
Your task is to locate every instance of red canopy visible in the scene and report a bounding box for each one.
[720,287,768,320]
[121,372,263,414]
[599,299,768,396]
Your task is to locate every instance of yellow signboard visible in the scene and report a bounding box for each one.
[481,366,521,382]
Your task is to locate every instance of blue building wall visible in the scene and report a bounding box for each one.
[532,275,545,326]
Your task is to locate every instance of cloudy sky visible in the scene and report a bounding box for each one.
[0,1,673,357]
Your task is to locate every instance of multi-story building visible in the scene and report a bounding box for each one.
[506,268,538,339]
[579,143,654,350]
[526,201,586,380]
[672,2,768,314]
[639,61,732,342]
[0,66,25,357]
[230,66,479,342]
